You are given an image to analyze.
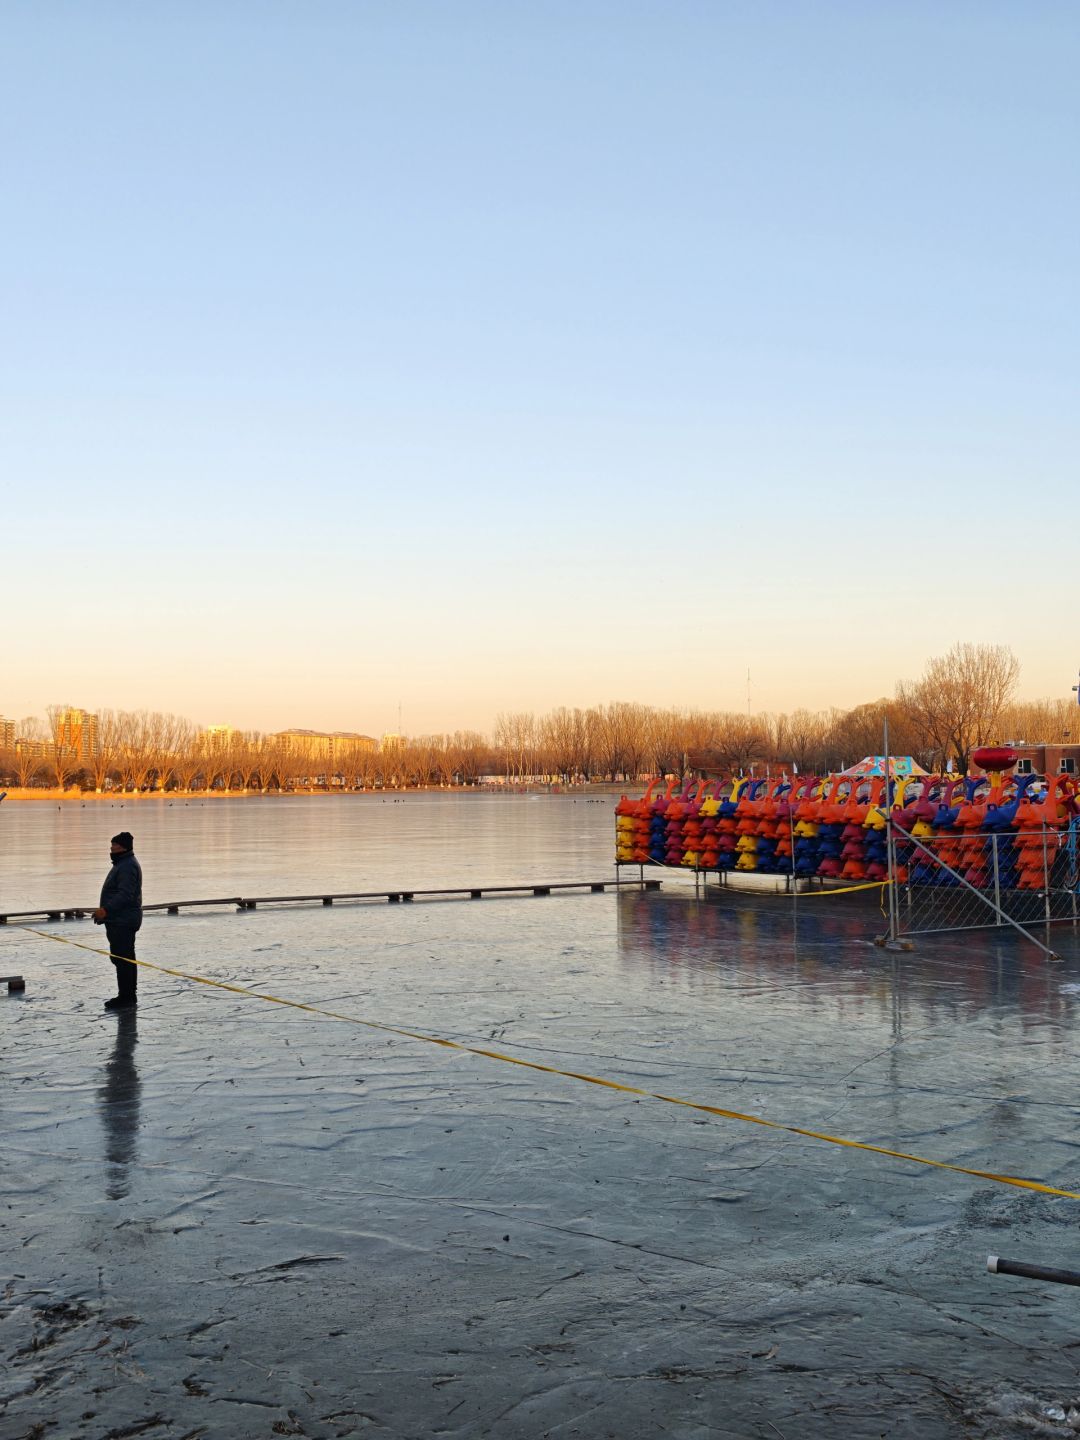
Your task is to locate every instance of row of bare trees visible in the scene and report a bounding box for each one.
[1,646,1074,791]
[492,646,1069,779]
[0,711,502,793]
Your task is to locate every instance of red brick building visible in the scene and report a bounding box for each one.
[1010,743,1080,778]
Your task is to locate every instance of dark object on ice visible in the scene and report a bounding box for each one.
[988,1255,1080,1288]
[104,996,137,1011]
[3,975,25,993]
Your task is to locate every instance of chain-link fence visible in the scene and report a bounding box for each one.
[892,821,1080,938]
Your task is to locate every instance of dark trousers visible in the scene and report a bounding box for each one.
[105,926,138,1001]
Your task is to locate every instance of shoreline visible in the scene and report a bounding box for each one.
[0,783,628,803]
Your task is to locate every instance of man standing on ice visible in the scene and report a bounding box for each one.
[92,831,143,1011]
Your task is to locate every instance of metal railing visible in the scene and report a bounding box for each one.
[886,820,1079,959]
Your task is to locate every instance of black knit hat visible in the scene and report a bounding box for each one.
[111,831,134,851]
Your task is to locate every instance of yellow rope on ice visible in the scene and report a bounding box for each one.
[17,923,1080,1206]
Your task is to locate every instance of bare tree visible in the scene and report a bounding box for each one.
[712,713,769,774]
[679,710,724,774]
[618,702,651,781]
[352,739,379,790]
[593,702,653,781]
[144,712,185,792]
[428,735,457,788]
[406,737,439,788]
[551,708,595,783]
[199,733,226,792]
[818,700,922,772]
[221,736,244,790]
[334,738,364,791]
[116,711,156,792]
[171,721,203,793]
[897,643,1020,771]
[770,708,831,774]
[232,731,264,793]
[494,712,538,782]
[12,717,46,789]
[260,737,290,791]
[592,704,626,781]
[86,709,123,793]
[253,736,285,792]
[45,704,83,790]
[646,708,685,777]
[379,740,410,790]
[448,730,486,785]
[999,697,1076,745]
[541,708,586,783]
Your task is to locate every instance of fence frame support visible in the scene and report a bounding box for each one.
[895,828,1060,962]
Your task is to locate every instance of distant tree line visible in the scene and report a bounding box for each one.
[496,645,1072,779]
[1,645,1074,792]
[0,714,497,793]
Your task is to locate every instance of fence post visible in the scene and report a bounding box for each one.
[790,800,798,916]
[881,719,904,949]
[991,832,1001,923]
[1043,824,1052,924]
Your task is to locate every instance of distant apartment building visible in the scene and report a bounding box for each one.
[14,737,50,763]
[203,725,235,752]
[54,707,99,763]
[0,717,15,749]
[274,729,334,762]
[379,733,404,753]
[272,730,376,762]
[333,731,377,754]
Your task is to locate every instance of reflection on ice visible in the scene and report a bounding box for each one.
[618,887,1080,1034]
[97,1009,140,1200]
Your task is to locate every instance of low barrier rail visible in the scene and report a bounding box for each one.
[0,877,660,925]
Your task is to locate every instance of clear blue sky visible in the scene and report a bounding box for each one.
[4,2,1077,734]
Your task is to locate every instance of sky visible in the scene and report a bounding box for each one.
[3,2,1078,735]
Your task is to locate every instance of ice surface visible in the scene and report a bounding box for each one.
[4,797,1080,1438]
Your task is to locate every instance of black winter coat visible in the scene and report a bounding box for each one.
[100,852,143,932]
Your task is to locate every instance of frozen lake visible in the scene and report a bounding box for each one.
[4,795,1080,1438]
[0,790,620,911]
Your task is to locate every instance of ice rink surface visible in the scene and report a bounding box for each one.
[4,797,1080,1438]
